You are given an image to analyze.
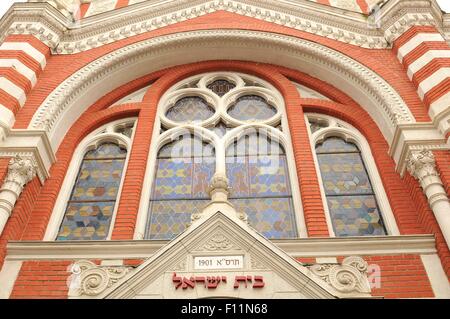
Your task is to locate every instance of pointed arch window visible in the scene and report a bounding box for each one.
[137,72,305,240]
[145,134,215,240]
[57,143,127,240]
[307,114,398,237]
[226,132,297,239]
[46,119,136,241]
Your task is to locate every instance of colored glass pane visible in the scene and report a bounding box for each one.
[327,195,385,236]
[146,135,216,240]
[230,198,296,239]
[316,137,358,154]
[57,143,126,241]
[207,79,236,96]
[315,137,386,236]
[226,133,296,239]
[166,96,214,122]
[228,95,277,121]
[146,200,208,240]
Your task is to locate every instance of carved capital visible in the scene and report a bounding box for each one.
[208,173,230,196]
[407,150,438,183]
[68,260,133,297]
[308,256,371,295]
[4,155,38,190]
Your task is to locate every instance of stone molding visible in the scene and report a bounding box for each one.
[5,235,437,260]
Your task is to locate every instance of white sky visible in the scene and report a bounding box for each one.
[0,0,450,21]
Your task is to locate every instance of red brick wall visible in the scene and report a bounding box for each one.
[296,255,435,298]
[435,151,450,197]
[10,261,72,299]
[343,255,434,299]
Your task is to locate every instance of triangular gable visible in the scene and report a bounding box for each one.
[101,211,337,299]
[65,205,372,299]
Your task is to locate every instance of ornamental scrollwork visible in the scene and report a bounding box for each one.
[202,233,237,251]
[68,260,133,297]
[308,256,371,295]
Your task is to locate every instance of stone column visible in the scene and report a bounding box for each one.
[407,150,450,248]
[0,155,37,236]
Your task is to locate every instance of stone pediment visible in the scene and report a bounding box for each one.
[68,211,373,299]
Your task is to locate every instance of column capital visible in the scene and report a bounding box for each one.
[407,150,438,182]
[3,155,38,190]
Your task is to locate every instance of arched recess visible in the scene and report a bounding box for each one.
[29,29,415,150]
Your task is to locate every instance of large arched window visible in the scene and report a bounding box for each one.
[145,134,215,240]
[226,132,296,239]
[306,114,399,237]
[136,72,305,240]
[45,119,136,241]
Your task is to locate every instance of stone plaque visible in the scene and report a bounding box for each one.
[194,256,244,270]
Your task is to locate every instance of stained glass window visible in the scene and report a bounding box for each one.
[57,143,127,240]
[146,135,215,240]
[315,137,386,236]
[226,133,297,239]
[207,79,236,96]
[228,95,277,121]
[165,96,215,122]
[115,123,134,138]
[309,120,328,134]
[209,121,231,138]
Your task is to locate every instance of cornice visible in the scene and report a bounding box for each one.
[389,122,449,175]
[0,0,387,53]
[2,1,447,53]
[0,3,68,49]
[0,129,56,183]
[5,235,436,260]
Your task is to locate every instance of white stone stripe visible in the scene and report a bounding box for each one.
[407,50,450,80]
[0,77,27,106]
[429,91,450,118]
[397,33,445,63]
[0,42,46,69]
[0,103,15,127]
[417,67,450,100]
[0,59,37,86]
[420,255,450,298]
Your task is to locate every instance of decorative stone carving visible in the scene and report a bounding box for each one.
[68,260,133,297]
[4,155,38,188]
[0,155,38,235]
[407,150,438,182]
[208,173,230,197]
[203,233,237,251]
[308,256,371,295]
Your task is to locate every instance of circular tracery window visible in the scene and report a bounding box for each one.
[227,95,277,121]
[147,72,298,240]
[165,96,215,122]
